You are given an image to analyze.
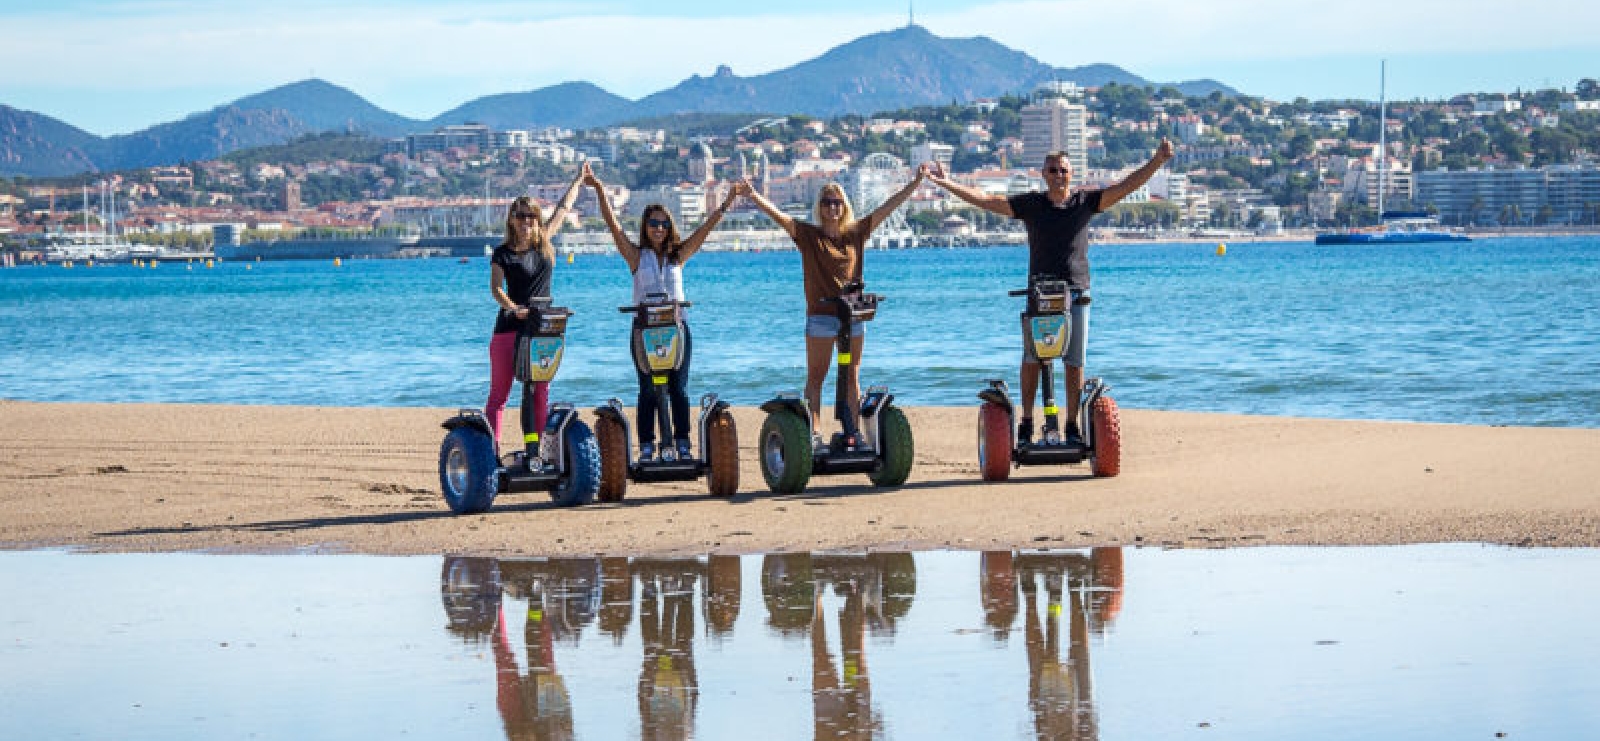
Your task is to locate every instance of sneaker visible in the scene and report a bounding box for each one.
[1017,417,1034,446]
[1064,422,1084,447]
[675,439,693,460]
[639,441,656,461]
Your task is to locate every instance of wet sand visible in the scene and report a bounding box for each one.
[2,400,1596,555]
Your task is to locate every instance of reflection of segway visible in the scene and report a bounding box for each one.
[977,279,1121,480]
[592,296,739,501]
[438,300,602,513]
[758,282,912,493]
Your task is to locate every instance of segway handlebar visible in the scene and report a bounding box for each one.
[618,300,693,313]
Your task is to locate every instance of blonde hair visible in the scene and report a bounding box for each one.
[812,182,857,233]
[502,196,555,261]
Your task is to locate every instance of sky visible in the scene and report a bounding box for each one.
[2,0,1596,137]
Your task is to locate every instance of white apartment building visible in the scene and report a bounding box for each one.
[911,142,954,172]
[1473,99,1522,116]
[1415,164,1600,225]
[631,183,710,224]
[1021,97,1088,174]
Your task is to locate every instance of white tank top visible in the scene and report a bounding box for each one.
[632,248,685,304]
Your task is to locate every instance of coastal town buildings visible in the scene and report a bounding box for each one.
[1021,84,1088,174]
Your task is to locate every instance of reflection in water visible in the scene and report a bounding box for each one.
[440,549,1117,741]
[763,553,917,741]
[442,555,742,741]
[982,548,1125,741]
[442,558,601,740]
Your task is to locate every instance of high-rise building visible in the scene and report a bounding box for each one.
[911,142,954,173]
[1021,97,1087,175]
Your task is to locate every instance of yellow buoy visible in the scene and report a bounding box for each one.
[1215,243,1227,256]
[566,252,574,264]
[333,257,342,267]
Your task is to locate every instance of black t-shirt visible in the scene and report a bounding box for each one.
[491,243,552,334]
[1007,189,1103,289]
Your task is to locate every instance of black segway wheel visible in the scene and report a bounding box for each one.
[977,401,1012,482]
[439,426,500,514]
[706,409,740,497]
[759,411,812,494]
[551,421,601,506]
[594,414,629,502]
[868,406,914,487]
[1090,395,1122,478]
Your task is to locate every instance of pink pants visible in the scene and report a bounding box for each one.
[485,332,548,446]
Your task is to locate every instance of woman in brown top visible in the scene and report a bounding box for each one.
[741,170,925,443]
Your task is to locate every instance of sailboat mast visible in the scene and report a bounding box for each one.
[1377,60,1386,218]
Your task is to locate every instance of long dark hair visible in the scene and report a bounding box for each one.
[636,204,684,264]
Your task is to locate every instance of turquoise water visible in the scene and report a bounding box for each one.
[3,546,1597,741]
[3,237,1598,426]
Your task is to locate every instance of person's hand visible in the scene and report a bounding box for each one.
[1155,138,1174,162]
[581,161,600,187]
[511,305,530,320]
[921,161,947,182]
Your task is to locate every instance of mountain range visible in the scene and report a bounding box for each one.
[0,25,1233,179]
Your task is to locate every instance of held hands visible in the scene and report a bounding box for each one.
[920,161,949,184]
[581,161,601,188]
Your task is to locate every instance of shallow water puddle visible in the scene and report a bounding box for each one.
[3,545,1597,740]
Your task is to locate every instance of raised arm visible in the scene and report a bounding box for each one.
[1099,138,1174,210]
[678,182,742,262]
[861,166,926,232]
[923,162,1013,217]
[541,166,587,241]
[739,177,797,238]
[583,162,639,271]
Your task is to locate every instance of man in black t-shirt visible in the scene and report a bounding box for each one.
[927,139,1173,445]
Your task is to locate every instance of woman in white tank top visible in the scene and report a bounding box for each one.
[583,163,744,459]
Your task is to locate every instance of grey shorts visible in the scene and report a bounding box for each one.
[1021,290,1090,367]
[805,314,865,339]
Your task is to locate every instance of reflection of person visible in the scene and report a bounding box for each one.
[485,170,586,450]
[494,602,575,741]
[979,549,1124,741]
[925,142,1172,445]
[741,171,925,445]
[583,165,743,460]
[635,560,701,741]
[811,579,882,740]
[1020,563,1093,741]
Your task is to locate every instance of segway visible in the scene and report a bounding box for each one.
[438,299,602,513]
[977,278,1121,480]
[591,295,740,500]
[758,282,913,494]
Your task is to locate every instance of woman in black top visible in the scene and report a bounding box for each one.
[485,171,585,451]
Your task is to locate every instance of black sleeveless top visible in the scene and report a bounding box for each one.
[491,243,552,334]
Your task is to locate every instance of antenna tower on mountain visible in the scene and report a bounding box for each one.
[908,0,915,27]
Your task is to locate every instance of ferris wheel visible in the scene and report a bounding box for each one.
[851,153,915,246]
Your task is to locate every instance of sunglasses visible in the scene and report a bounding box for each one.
[1045,167,1070,174]
[511,212,537,220]
[646,219,671,228]
[820,198,845,207]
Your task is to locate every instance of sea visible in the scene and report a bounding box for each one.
[3,236,1598,427]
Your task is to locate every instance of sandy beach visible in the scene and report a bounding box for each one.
[2,400,1596,555]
